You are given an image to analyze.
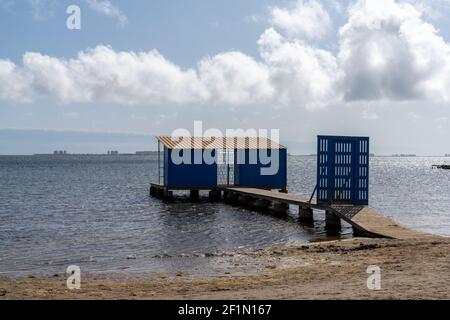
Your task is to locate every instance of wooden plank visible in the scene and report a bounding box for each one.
[350,207,435,239]
[221,187,318,207]
[151,182,164,188]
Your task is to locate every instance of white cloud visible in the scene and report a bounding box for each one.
[198,51,274,105]
[258,28,341,108]
[270,0,332,39]
[0,59,32,103]
[0,37,339,109]
[84,0,128,26]
[21,46,209,105]
[339,0,450,101]
[409,0,450,21]
[2,0,450,111]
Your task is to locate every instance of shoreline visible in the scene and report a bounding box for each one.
[1,237,449,300]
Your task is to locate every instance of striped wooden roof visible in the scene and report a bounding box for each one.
[157,136,286,150]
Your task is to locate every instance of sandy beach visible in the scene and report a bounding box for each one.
[1,237,449,300]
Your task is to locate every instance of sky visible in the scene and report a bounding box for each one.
[1,0,450,155]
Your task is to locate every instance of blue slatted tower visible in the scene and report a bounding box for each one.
[317,136,369,205]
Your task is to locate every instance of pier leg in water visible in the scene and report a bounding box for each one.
[224,191,238,204]
[223,190,231,203]
[255,199,271,209]
[190,190,200,200]
[163,190,173,201]
[149,186,156,196]
[325,210,341,231]
[209,189,221,201]
[299,206,314,223]
[273,202,289,214]
[238,195,255,207]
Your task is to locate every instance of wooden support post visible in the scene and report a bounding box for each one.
[224,191,238,204]
[190,190,200,200]
[238,195,254,206]
[156,187,164,199]
[325,210,341,230]
[237,195,246,205]
[163,189,173,201]
[255,199,271,209]
[223,190,230,202]
[157,140,161,184]
[299,206,314,222]
[273,201,289,214]
[149,185,156,196]
[209,189,221,201]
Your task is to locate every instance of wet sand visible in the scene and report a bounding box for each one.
[1,237,449,300]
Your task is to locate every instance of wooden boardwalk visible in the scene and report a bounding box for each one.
[150,183,435,240]
[219,187,433,240]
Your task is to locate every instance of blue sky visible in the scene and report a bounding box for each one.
[1,0,450,154]
[0,0,275,66]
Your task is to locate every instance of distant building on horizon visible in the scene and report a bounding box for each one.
[53,150,67,155]
[107,151,119,155]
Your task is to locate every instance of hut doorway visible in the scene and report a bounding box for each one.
[217,149,235,186]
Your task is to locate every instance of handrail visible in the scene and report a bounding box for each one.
[309,184,317,204]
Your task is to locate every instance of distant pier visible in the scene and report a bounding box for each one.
[432,164,450,170]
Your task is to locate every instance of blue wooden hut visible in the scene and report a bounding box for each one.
[153,136,287,192]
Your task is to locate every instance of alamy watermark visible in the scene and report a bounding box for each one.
[168,121,281,176]
[66,5,81,30]
[66,265,81,290]
[366,265,381,290]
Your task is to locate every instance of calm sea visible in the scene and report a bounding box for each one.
[0,155,449,275]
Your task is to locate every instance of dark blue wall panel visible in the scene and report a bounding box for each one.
[163,148,287,190]
[235,149,287,189]
[166,149,217,189]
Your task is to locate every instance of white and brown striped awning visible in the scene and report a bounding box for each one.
[156,136,286,150]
